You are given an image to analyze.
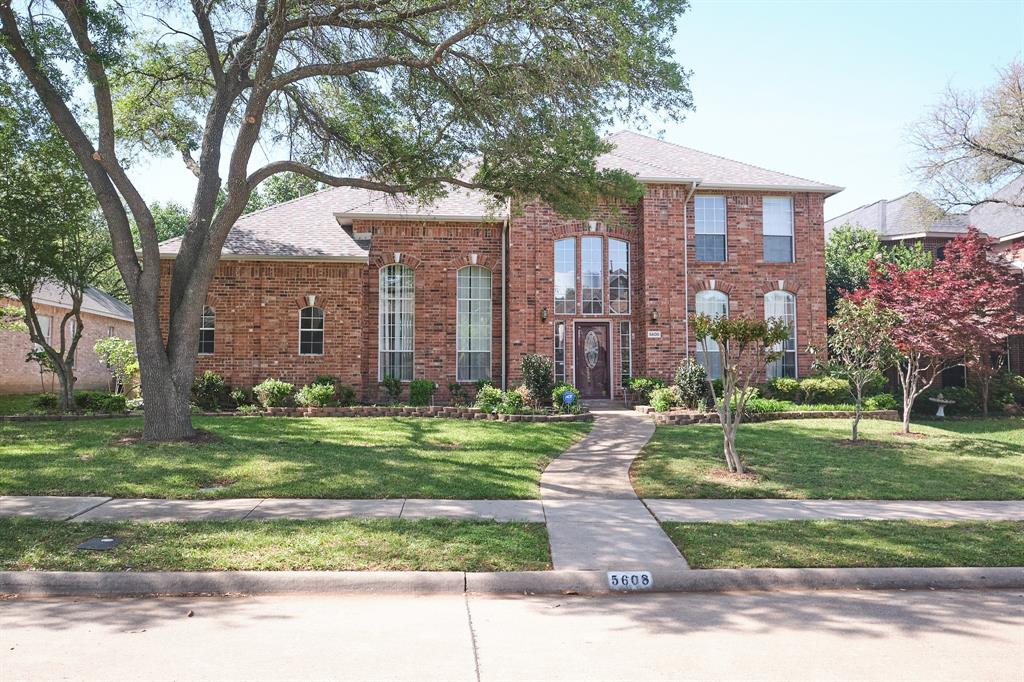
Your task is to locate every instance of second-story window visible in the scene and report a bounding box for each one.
[695,196,726,262]
[554,238,576,314]
[608,238,630,314]
[581,236,603,314]
[763,196,794,262]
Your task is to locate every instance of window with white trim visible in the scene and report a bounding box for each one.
[198,306,215,355]
[554,238,576,315]
[379,264,414,380]
[695,196,726,262]
[695,290,728,379]
[763,196,794,262]
[619,320,632,387]
[608,238,630,314]
[764,290,797,378]
[34,315,52,351]
[299,306,324,356]
[456,266,492,382]
[581,236,603,314]
[554,321,566,384]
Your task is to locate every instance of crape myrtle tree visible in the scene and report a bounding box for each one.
[0,0,694,440]
[692,314,790,474]
[823,297,898,441]
[0,74,114,410]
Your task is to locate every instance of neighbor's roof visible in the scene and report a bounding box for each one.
[599,131,843,194]
[158,130,843,259]
[966,174,1024,242]
[30,282,134,322]
[824,191,969,239]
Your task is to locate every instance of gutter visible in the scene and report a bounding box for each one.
[501,199,510,390]
[682,181,700,359]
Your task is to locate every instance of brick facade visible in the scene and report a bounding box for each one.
[162,186,830,402]
[0,298,135,394]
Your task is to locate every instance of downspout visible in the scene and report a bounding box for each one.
[682,181,699,359]
[501,197,510,390]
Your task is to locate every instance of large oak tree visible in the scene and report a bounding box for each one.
[1,0,693,439]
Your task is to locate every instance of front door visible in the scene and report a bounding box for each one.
[574,322,610,398]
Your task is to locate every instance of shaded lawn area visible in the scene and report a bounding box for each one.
[663,520,1024,569]
[0,394,44,416]
[0,518,550,571]
[0,416,589,499]
[631,418,1024,500]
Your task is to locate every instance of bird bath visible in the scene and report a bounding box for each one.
[929,393,955,418]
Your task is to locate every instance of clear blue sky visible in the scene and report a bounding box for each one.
[133,0,1024,220]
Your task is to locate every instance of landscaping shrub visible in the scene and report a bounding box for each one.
[551,383,582,414]
[521,354,554,407]
[474,385,504,413]
[744,397,793,414]
[650,386,681,412]
[409,380,437,406]
[335,384,357,407]
[864,393,898,411]
[254,378,294,408]
[191,370,230,410]
[764,377,800,401]
[799,376,851,404]
[126,397,144,411]
[295,383,336,407]
[230,388,251,407]
[32,393,58,411]
[1009,375,1024,405]
[236,403,261,415]
[497,389,525,415]
[313,374,339,387]
[711,378,723,397]
[379,375,402,404]
[674,359,711,408]
[628,376,667,405]
[448,382,469,406]
[474,378,494,393]
[75,391,126,413]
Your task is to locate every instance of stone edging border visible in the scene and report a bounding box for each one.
[2,566,1020,598]
[0,407,593,423]
[647,408,898,425]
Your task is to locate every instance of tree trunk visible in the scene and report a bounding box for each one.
[134,292,198,441]
[852,385,862,442]
[139,364,196,440]
[53,361,75,411]
[980,379,990,419]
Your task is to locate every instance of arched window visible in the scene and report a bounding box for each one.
[764,291,797,378]
[456,266,492,382]
[695,291,728,379]
[379,264,414,380]
[608,238,630,314]
[198,306,215,355]
[299,306,324,355]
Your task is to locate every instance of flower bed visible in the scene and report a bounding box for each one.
[250,405,592,422]
[648,408,898,425]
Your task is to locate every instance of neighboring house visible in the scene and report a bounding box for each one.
[158,130,842,401]
[0,283,135,394]
[825,174,1024,376]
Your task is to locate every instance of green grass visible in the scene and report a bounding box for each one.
[0,416,589,499]
[0,518,550,571]
[0,394,45,415]
[663,520,1024,568]
[631,418,1024,500]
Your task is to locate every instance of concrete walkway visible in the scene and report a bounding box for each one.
[0,496,544,522]
[646,499,1024,522]
[539,407,689,571]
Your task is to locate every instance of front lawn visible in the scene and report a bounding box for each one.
[663,520,1024,568]
[631,418,1023,500]
[0,518,550,571]
[0,394,44,416]
[0,416,589,499]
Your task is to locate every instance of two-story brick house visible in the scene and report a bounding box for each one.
[158,131,842,401]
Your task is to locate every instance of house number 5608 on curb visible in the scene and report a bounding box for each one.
[607,571,653,590]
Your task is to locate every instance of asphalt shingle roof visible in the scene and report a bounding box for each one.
[824,192,969,238]
[31,282,134,322]
[158,131,843,259]
[966,174,1024,241]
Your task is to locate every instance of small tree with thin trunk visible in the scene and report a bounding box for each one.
[823,297,898,441]
[692,314,790,474]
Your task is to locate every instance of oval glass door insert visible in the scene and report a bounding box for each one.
[584,330,600,369]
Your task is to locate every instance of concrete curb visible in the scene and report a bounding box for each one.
[3,567,1021,598]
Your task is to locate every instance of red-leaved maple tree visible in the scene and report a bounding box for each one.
[861,227,1022,431]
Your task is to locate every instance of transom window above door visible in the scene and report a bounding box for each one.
[553,234,631,316]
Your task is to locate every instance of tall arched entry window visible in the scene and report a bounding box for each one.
[456,266,492,381]
[379,264,415,380]
[694,291,728,379]
[764,290,797,378]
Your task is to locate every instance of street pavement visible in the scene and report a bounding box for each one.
[2,589,1021,681]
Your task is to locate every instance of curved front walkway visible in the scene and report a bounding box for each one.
[540,407,689,571]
